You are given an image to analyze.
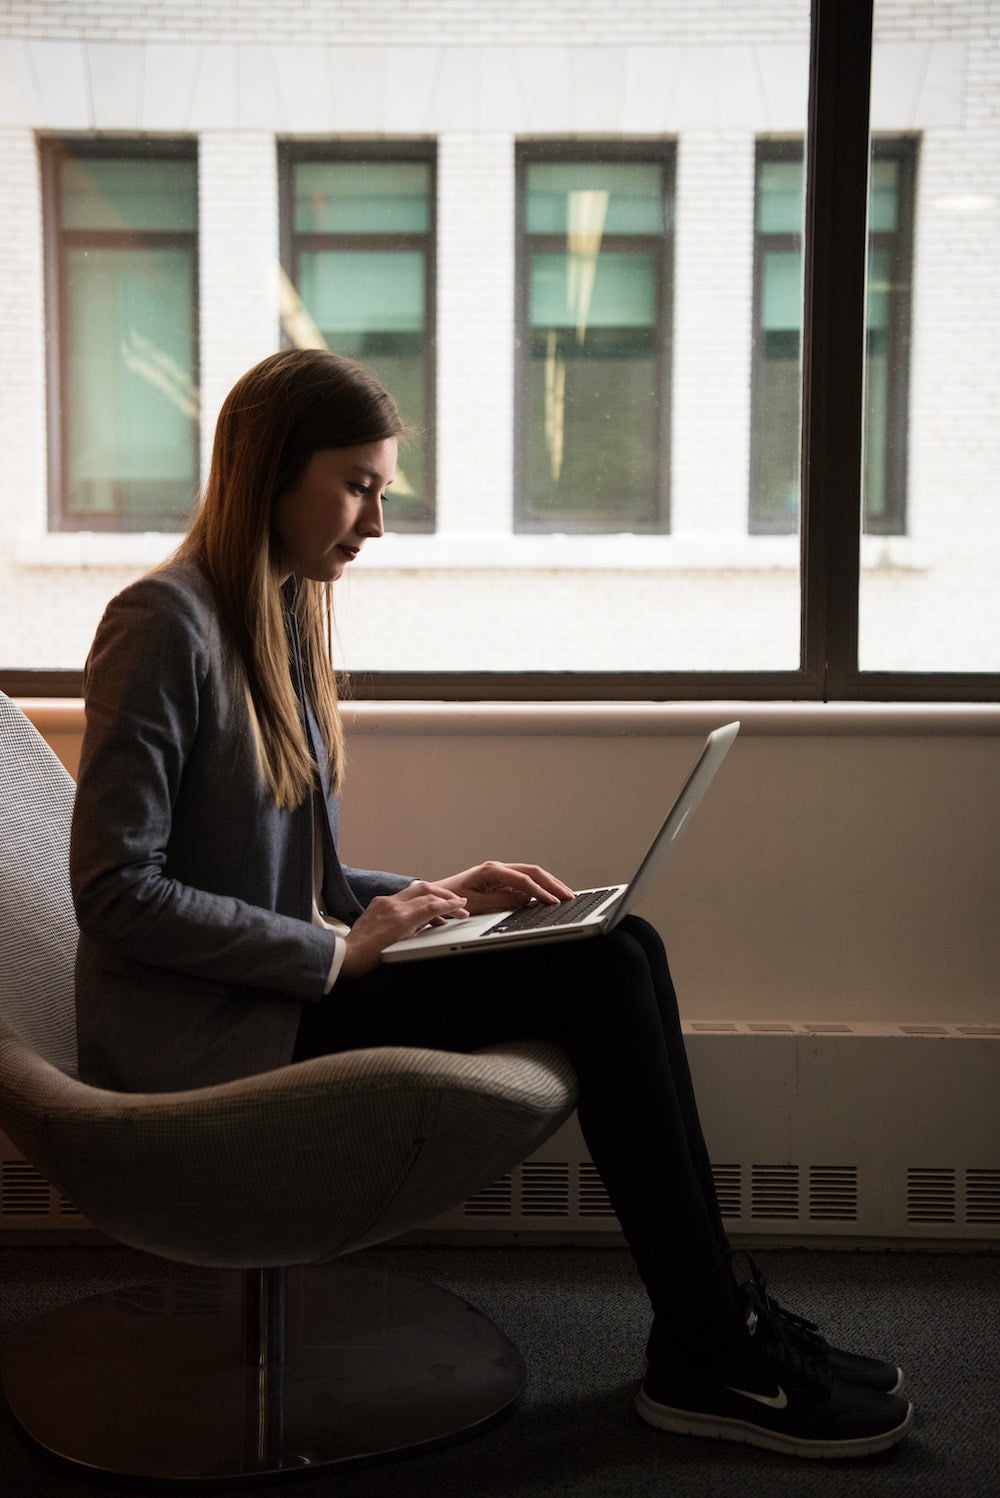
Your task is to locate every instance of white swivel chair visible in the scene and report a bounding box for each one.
[0,692,578,1484]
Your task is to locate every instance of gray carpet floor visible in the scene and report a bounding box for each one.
[1,1240,997,1498]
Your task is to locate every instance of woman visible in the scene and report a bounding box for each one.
[71,348,912,1461]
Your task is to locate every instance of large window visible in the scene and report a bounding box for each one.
[751,137,915,535]
[43,139,199,532]
[279,145,435,531]
[2,3,997,700]
[516,145,674,533]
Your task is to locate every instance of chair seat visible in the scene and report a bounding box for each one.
[0,1029,577,1267]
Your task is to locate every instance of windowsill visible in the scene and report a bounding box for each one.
[18,698,1000,738]
[11,530,928,573]
[12,532,184,568]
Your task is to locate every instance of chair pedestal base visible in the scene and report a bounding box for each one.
[2,1263,524,1485]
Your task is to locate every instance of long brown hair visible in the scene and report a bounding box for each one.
[179,349,403,809]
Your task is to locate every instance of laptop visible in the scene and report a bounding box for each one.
[381,720,740,963]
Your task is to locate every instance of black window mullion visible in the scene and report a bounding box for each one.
[799,0,873,698]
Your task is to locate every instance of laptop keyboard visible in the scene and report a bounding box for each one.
[483,887,618,937]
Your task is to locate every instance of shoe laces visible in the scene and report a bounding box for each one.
[731,1249,830,1351]
[644,1251,833,1397]
[737,1272,834,1401]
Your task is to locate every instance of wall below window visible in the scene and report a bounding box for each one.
[24,698,1000,1028]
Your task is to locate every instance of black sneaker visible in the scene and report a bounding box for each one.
[636,1284,913,1460]
[734,1252,904,1395]
[644,1254,904,1396]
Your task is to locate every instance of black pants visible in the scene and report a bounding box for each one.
[294,916,744,1364]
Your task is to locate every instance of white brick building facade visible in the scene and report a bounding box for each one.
[0,0,996,674]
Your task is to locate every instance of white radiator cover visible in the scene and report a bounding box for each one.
[2,1026,999,1242]
[423,1025,1000,1243]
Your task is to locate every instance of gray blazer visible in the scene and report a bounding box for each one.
[70,557,412,1093]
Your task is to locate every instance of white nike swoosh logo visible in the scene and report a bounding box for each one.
[726,1384,789,1410]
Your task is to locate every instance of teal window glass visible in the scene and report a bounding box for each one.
[756,160,803,234]
[751,140,913,534]
[519,153,672,531]
[286,154,434,530]
[66,249,197,518]
[298,251,424,336]
[50,145,199,531]
[525,163,664,235]
[755,247,804,527]
[61,158,197,233]
[293,161,430,234]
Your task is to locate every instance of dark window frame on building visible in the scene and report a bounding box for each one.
[514,140,676,535]
[277,139,437,534]
[750,134,917,537]
[41,136,200,534]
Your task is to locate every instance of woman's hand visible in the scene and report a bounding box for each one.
[435,861,575,914]
[341,881,470,979]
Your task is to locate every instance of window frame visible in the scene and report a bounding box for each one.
[750,132,917,538]
[277,138,437,534]
[41,135,200,535]
[513,139,675,535]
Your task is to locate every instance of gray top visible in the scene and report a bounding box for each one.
[70,557,411,1093]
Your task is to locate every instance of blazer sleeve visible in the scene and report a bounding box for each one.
[341,864,415,905]
[71,573,340,1001]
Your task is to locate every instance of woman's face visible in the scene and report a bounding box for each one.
[273,439,397,584]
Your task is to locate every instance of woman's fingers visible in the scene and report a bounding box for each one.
[503,862,576,902]
[436,861,575,911]
[341,865,575,979]
[341,885,469,978]
[368,883,469,936]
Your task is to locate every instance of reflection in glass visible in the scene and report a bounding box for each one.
[520,156,669,531]
[751,141,914,536]
[286,157,433,528]
[52,147,199,530]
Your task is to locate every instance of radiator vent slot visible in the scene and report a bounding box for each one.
[578,1163,615,1217]
[463,1173,513,1218]
[712,1163,743,1219]
[808,1165,859,1221]
[1,1159,51,1217]
[907,1168,957,1224]
[751,1165,800,1219]
[966,1170,1000,1223]
[521,1161,570,1217]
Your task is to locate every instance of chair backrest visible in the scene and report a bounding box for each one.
[0,694,79,1076]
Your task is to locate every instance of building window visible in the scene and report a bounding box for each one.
[279,144,435,532]
[751,136,916,535]
[515,144,675,533]
[43,139,199,533]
